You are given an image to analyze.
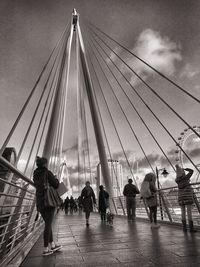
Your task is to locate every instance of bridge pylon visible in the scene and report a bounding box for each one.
[75,9,114,199]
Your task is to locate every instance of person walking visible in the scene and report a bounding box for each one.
[98,185,109,222]
[141,173,160,228]
[175,164,196,232]
[64,196,69,215]
[33,156,62,256]
[123,178,140,221]
[81,181,96,226]
[69,196,75,215]
[78,195,83,214]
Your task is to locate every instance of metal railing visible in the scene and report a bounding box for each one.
[111,183,200,227]
[0,156,43,267]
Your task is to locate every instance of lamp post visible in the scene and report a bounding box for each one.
[155,167,169,220]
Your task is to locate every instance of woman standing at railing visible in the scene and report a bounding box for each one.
[141,173,160,228]
[33,156,62,256]
[175,164,196,233]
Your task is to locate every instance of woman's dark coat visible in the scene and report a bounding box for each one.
[98,190,109,212]
[175,168,194,206]
[146,182,157,208]
[33,166,59,211]
[81,186,96,212]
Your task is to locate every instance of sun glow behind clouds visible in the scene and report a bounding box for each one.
[111,28,183,87]
[132,29,182,76]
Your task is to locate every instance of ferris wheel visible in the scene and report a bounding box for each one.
[175,125,200,183]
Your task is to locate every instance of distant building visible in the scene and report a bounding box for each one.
[96,159,124,197]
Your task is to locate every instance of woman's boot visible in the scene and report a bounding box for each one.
[189,221,197,233]
[182,220,187,232]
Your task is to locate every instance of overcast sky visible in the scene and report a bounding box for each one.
[0,0,200,189]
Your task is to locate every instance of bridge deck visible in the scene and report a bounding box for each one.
[20,212,200,267]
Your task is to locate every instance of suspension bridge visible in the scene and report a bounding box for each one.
[0,9,200,267]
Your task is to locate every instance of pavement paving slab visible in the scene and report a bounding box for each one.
[20,212,200,267]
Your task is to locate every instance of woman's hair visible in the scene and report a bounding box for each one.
[36,156,47,168]
[144,172,156,183]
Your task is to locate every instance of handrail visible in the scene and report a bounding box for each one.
[0,178,35,194]
[111,182,200,227]
[0,156,34,186]
[0,155,39,266]
[159,182,200,192]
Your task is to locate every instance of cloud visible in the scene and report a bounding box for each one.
[17,159,27,171]
[193,137,200,143]
[186,147,200,159]
[109,29,182,85]
[130,29,182,79]
[137,153,160,168]
[64,144,78,153]
[180,63,199,79]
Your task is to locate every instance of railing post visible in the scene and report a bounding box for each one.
[156,167,164,220]
[193,191,200,214]
[160,191,173,223]
[22,199,37,236]
[0,184,29,258]
[118,197,126,215]
[112,198,118,214]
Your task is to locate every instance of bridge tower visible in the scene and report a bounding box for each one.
[43,9,114,198]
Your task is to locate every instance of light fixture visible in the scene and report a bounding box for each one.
[161,168,169,178]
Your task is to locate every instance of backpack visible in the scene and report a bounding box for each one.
[140,181,152,198]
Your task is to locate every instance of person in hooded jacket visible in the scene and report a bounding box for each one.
[98,185,109,222]
[175,164,196,232]
[142,173,160,228]
[81,181,96,226]
[33,156,62,256]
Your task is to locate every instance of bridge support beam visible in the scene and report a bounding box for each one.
[77,18,114,199]
[43,25,73,169]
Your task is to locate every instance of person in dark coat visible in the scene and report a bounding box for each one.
[78,196,83,214]
[98,185,109,222]
[33,156,62,256]
[81,181,96,226]
[175,164,196,232]
[123,178,140,221]
[69,196,75,214]
[142,173,160,228]
[64,196,69,215]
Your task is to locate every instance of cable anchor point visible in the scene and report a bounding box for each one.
[72,8,78,31]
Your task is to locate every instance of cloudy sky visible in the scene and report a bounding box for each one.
[0,0,200,192]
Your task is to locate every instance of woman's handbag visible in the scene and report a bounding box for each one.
[44,172,63,208]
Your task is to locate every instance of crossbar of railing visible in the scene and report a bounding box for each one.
[0,156,43,267]
[0,193,34,200]
[159,182,200,191]
[0,204,31,208]
[0,156,34,186]
[0,178,35,194]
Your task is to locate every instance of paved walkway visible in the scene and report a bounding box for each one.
[20,212,200,267]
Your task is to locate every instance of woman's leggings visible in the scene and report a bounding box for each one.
[181,205,192,221]
[85,211,90,220]
[149,206,157,224]
[40,207,55,247]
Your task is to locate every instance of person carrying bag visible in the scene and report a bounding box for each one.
[33,156,62,256]
[44,171,63,208]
